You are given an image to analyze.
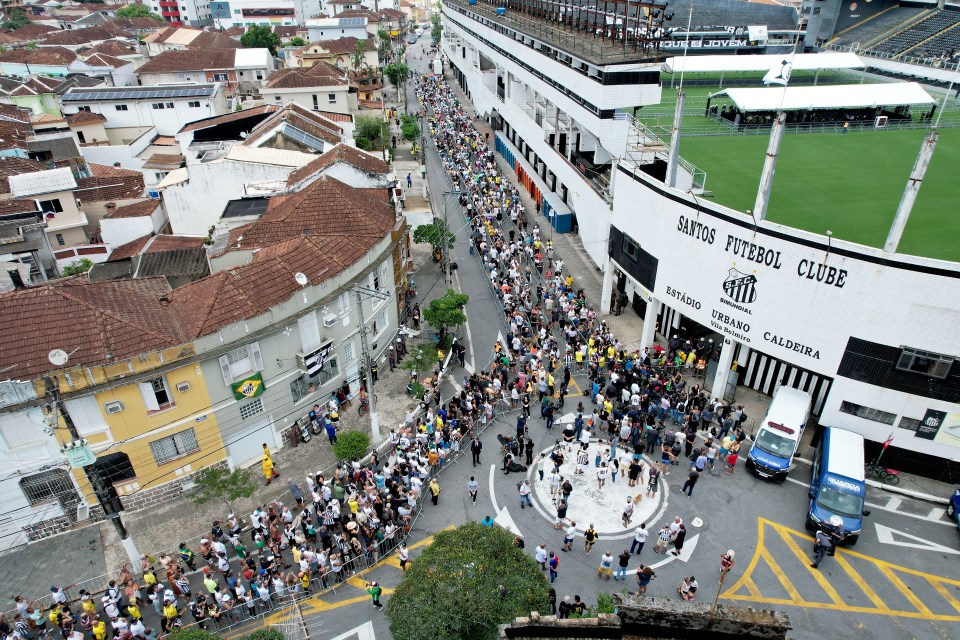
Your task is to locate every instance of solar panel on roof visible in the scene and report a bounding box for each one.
[64,85,216,101]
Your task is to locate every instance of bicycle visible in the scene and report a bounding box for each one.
[865,460,901,485]
[358,396,369,417]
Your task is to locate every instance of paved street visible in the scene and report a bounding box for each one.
[2,35,958,640]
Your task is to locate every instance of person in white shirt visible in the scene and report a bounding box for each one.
[534,543,548,569]
[631,523,648,555]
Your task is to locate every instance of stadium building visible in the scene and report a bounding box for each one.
[440,0,960,475]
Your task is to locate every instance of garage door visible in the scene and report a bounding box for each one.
[227,418,276,470]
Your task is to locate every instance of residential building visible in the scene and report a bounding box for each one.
[322,0,362,17]
[97,199,168,252]
[286,36,377,70]
[262,61,355,114]
[136,49,275,94]
[378,8,405,37]
[69,53,137,87]
[141,26,240,55]
[0,47,78,79]
[0,148,408,548]
[8,166,87,249]
[36,24,134,52]
[1,76,64,118]
[93,231,209,288]
[0,198,59,284]
[61,84,229,136]
[209,0,323,29]
[305,16,370,41]
[174,104,283,163]
[146,0,212,26]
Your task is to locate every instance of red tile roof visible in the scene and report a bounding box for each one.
[107,234,151,260]
[263,61,347,89]
[336,9,382,21]
[0,276,188,380]
[178,104,281,133]
[146,25,200,44]
[188,30,243,50]
[0,46,77,65]
[83,52,128,69]
[235,174,394,250]
[4,24,58,40]
[104,199,160,219]
[300,35,374,55]
[75,163,144,202]
[83,40,139,58]
[244,103,344,147]
[40,25,130,46]
[286,143,389,186]
[67,110,108,125]
[138,48,236,74]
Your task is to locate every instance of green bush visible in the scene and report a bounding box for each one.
[332,430,370,461]
[238,631,284,640]
[167,630,220,640]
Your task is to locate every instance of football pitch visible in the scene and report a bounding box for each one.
[677,128,960,262]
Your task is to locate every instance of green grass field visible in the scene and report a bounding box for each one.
[677,128,960,262]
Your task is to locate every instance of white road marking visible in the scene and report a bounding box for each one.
[785,476,956,527]
[874,523,960,554]
[489,463,500,515]
[885,497,902,511]
[452,268,476,373]
[329,622,376,640]
[495,507,522,536]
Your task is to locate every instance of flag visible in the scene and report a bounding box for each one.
[304,342,334,377]
[231,372,265,400]
[882,434,894,450]
[763,59,793,86]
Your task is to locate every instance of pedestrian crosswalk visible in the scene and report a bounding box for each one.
[722,518,960,622]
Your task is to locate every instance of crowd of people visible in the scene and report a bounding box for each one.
[414,66,759,603]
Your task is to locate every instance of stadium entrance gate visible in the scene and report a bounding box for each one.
[735,345,833,416]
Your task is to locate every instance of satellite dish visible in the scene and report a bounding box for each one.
[48,349,69,367]
[294,272,308,286]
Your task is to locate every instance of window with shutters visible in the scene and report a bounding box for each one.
[218,342,263,385]
[64,396,109,436]
[149,428,199,464]
[298,312,322,354]
[343,341,356,362]
[138,377,173,412]
[337,291,349,314]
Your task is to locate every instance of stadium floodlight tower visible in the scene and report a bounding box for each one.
[752,57,795,222]
[665,4,695,189]
[883,60,958,253]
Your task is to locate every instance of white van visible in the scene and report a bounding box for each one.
[745,386,812,482]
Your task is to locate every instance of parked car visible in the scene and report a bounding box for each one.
[948,488,960,533]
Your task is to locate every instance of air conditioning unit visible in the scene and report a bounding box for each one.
[104,400,124,414]
[176,381,191,393]
[323,314,337,328]
[76,503,90,522]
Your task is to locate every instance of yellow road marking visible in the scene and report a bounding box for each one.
[743,577,762,598]
[833,553,888,610]
[927,578,960,614]
[877,564,932,616]
[555,377,581,399]
[778,528,845,606]
[760,547,803,603]
[721,517,960,622]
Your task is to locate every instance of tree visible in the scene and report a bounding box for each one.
[1,9,30,30]
[62,259,93,277]
[288,36,306,47]
[241,25,281,56]
[413,220,454,251]
[190,466,258,510]
[238,630,284,640]
[354,114,389,151]
[423,289,469,340]
[400,114,420,142]
[377,28,391,61]
[384,62,409,88]
[431,13,443,44]
[115,3,164,21]
[332,430,370,461]
[351,40,366,78]
[387,522,549,640]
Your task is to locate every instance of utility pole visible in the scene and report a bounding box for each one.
[44,374,141,568]
[353,285,391,443]
[441,189,460,288]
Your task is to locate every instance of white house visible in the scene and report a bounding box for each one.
[158,145,318,236]
[100,199,167,251]
[305,16,369,41]
[68,53,137,87]
[262,62,355,114]
[61,84,229,136]
[210,0,324,29]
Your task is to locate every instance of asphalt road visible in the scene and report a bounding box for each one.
[301,37,960,640]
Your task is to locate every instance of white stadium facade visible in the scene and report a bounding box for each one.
[438,0,960,474]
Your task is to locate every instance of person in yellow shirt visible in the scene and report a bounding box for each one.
[299,570,312,594]
[161,602,179,633]
[261,443,279,485]
[92,617,107,640]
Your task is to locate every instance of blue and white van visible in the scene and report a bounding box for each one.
[806,427,868,545]
[745,386,811,482]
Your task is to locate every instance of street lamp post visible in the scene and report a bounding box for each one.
[353,284,391,443]
[440,189,461,288]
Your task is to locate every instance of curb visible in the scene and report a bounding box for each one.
[793,455,948,505]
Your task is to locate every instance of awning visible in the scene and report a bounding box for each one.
[663,52,865,74]
[710,82,935,112]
